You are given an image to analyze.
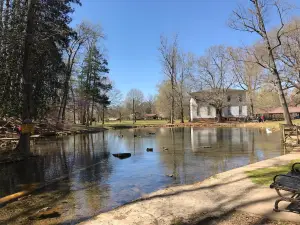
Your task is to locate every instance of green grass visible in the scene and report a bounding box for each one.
[89,118,300,130]
[96,119,189,128]
[264,119,300,127]
[245,160,300,186]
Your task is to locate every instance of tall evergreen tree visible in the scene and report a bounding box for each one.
[79,44,111,126]
[0,0,81,119]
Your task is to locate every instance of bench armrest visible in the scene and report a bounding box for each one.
[292,162,300,172]
[273,174,300,183]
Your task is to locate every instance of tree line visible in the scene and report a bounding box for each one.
[155,0,300,124]
[2,0,300,129]
[0,0,113,126]
[0,0,115,153]
[108,0,300,125]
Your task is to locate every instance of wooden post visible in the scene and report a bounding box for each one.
[280,124,284,143]
[297,126,299,144]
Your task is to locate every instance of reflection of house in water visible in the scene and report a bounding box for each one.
[191,127,252,153]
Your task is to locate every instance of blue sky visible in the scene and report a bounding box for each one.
[71,0,299,98]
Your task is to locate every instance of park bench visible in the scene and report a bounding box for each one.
[270,162,300,212]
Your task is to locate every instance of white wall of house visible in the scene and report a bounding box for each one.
[199,106,216,118]
[190,90,248,121]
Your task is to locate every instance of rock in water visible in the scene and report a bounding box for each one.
[29,207,61,220]
[112,153,131,159]
[146,148,153,152]
[202,146,212,149]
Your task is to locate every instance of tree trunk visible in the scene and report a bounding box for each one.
[82,105,86,125]
[170,77,175,124]
[250,103,254,117]
[247,92,254,116]
[86,103,90,127]
[61,88,68,122]
[180,96,184,123]
[61,44,82,122]
[70,85,76,124]
[0,0,4,52]
[276,76,292,124]
[132,98,135,124]
[119,111,122,123]
[17,0,36,154]
[57,101,63,121]
[90,98,94,126]
[102,106,105,125]
[216,108,222,123]
[253,0,292,125]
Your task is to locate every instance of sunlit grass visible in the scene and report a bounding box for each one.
[245,160,300,186]
[245,119,300,129]
[89,119,300,129]
[96,119,189,128]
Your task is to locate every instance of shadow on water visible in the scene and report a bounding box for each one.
[0,127,286,224]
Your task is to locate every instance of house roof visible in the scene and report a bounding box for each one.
[255,107,300,114]
[190,89,246,96]
[144,114,157,117]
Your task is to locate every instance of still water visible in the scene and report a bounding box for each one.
[0,127,285,223]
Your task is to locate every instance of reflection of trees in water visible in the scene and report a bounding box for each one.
[0,133,113,206]
[111,128,158,155]
[153,127,192,183]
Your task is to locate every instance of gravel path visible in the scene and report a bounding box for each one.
[82,153,300,225]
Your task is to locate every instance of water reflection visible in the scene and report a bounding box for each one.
[0,127,285,224]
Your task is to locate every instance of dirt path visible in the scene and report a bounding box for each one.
[82,153,300,225]
[181,211,299,225]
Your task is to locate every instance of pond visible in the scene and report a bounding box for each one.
[0,127,286,224]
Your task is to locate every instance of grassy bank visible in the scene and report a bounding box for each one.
[245,160,298,186]
[98,120,188,129]
[242,119,300,130]
[88,119,300,130]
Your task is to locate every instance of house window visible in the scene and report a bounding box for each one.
[207,106,211,116]
[227,96,231,102]
[238,95,242,102]
[228,106,231,116]
[239,106,242,115]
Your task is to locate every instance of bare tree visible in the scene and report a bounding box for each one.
[159,35,178,124]
[155,81,173,119]
[229,0,293,125]
[145,94,156,114]
[58,22,103,123]
[277,19,300,90]
[107,87,123,122]
[125,88,144,123]
[177,52,194,123]
[254,87,281,110]
[195,45,235,122]
[230,48,264,116]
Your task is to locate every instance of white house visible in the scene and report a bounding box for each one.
[190,89,248,121]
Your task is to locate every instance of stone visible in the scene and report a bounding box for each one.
[29,207,61,220]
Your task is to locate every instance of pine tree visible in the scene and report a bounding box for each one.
[79,44,111,126]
